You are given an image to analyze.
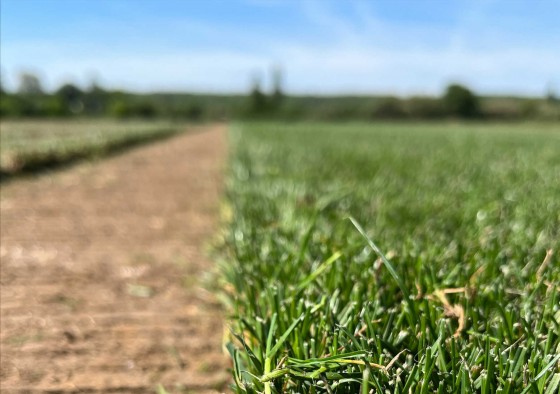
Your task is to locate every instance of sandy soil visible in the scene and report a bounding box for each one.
[0,125,230,393]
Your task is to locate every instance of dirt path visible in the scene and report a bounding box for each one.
[0,125,230,393]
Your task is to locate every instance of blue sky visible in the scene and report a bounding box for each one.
[1,0,559,95]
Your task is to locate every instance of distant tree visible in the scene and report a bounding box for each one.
[43,96,67,116]
[17,73,44,95]
[134,102,157,118]
[109,100,156,119]
[372,97,407,119]
[88,81,106,97]
[57,83,82,102]
[248,75,268,116]
[56,83,84,113]
[1,95,38,117]
[270,65,284,109]
[85,82,108,114]
[520,100,539,119]
[407,97,446,119]
[0,71,5,94]
[184,103,203,120]
[546,84,558,103]
[443,84,480,118]
[110,100,129,118]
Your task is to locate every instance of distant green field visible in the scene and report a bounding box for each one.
[219,122,560,393]
[0,119,182,178]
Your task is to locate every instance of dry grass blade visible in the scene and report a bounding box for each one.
[536,249,553,281]
[385,349,407,372]
[432,289,466,338]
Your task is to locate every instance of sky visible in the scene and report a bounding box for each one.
[1,0,559,96]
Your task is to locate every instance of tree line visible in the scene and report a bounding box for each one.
[1,72,558,121]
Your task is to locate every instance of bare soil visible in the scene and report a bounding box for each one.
[0,125,230,393]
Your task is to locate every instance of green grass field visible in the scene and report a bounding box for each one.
[0,119,182,178]
[219,122,560,393]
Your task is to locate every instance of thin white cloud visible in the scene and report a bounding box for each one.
[1,41,270,92]
[1,0,558,95]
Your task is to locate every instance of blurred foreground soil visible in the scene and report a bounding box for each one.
[0,125,229,393]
